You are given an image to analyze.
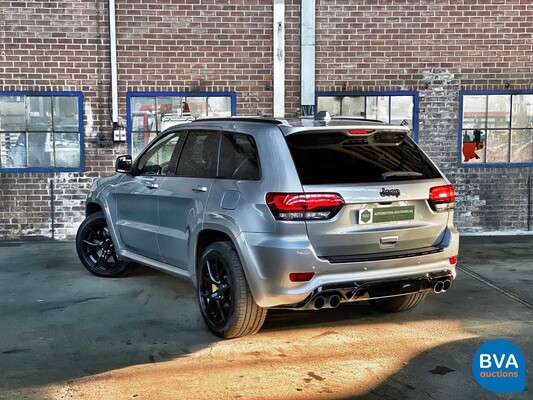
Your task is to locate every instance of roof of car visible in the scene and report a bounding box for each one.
[188,115,411,137]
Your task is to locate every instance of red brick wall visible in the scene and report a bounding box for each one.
[1,0,533,239]
[115,0,273,117]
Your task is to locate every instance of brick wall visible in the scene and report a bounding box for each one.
[1,0,533,239]
[306,0,533,231]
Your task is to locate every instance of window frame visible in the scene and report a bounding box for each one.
[315,91,419,141]
[458,89,533,168]
[126,91,237,157]
[0,91,84,173]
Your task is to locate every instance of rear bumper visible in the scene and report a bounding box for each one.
[235,227,459,308]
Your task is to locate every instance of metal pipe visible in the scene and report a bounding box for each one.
[109,0,119,124]
[300,0,316,116]
[273,0,285,117]
[50,180,55,240]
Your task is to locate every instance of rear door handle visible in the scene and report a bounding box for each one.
[192,185,208,193]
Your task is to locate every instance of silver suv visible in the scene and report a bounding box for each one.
[76,114,459,338]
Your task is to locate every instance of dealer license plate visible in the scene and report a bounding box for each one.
[358,205,415,224]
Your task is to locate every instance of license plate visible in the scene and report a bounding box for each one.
[358,205,415,224]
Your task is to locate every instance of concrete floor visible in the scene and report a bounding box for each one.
[0,236,531,399]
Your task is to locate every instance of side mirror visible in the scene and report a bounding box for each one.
[115,155,132,173]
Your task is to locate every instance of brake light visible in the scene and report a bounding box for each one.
[347,129,372,135]
[266,193,345,220]
[429,185,455,212]
[449,256,458,265]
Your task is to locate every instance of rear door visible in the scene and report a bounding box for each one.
[285,129,452,260]
[156,130,219,268]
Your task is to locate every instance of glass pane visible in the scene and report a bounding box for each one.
[137,132,181,175]
[186,97,207,118]
[27,97,52,131]
[462,95,486,129]
[207,97,232,117]
[130,97,157,157]
[340,96,364,117]
[0,96,25,132]
[54,132,80,168]
[461,129,485,163]
[53,97,79,132]
[510,129,533,162]
[486,130,509,163]
[27,132,53,167]
[176,131,218,178]
[317,97,341,116]
[511,94,533,128]
[1,132,27,167]
[390,96,414,128]
[366,96,389,122]
[218,132,259,180]
[487,95,510,129]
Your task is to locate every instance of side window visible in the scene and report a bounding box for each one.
[218,132,260,180]
[176,131,219,178]
[136,132,181,175]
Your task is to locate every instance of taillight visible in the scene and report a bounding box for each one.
[429,185,455,212]
[266,193,345,220]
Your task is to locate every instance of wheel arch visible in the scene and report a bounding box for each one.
[86,202,103,216]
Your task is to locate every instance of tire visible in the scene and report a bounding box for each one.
[197,242,267,339]
[76,211,132,278]
[369,292,427,313]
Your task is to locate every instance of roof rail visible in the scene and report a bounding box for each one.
[191,116,285,124]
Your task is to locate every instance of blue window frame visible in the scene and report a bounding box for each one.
[315,91,419,141]
[0,91,84,173]
[127,91,237,157]
[459,90,533,167]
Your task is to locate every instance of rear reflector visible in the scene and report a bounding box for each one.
[266,193,345,220]
[449,256,458,265]
[289,272,315,282]
[429,185,455,212]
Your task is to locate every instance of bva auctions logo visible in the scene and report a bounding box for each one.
[472,339,526,393]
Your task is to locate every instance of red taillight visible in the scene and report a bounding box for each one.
[347,129,372,135]
[449,256,458,265]
[266,193,345,220]
[429,185,455,212]
[289,272,315,282]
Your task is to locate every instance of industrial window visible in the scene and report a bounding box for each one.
[315,91,419,140]
[0,92,83,172]
[127,92,236,157]
[460,91,533,166]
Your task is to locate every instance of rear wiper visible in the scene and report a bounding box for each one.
[380,171,423,180]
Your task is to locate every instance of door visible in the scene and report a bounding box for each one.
[157,130,219,268]
[114,131,183,261]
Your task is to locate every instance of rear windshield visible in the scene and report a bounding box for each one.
[286,132,442,185]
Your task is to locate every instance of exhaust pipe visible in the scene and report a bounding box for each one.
[433,280,444,294]
[328,294,341,308]
[314,296,325,309]
[433,278,453,294]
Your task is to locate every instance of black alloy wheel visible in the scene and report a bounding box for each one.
[75,211,131,277]
[198,253,233,328]
[197,242,267,338]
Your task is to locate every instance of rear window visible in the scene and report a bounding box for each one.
[286,132,441,184]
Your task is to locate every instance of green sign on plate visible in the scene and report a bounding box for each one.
[373,205,415,223]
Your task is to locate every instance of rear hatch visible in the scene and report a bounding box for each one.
[283,123,454,261]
